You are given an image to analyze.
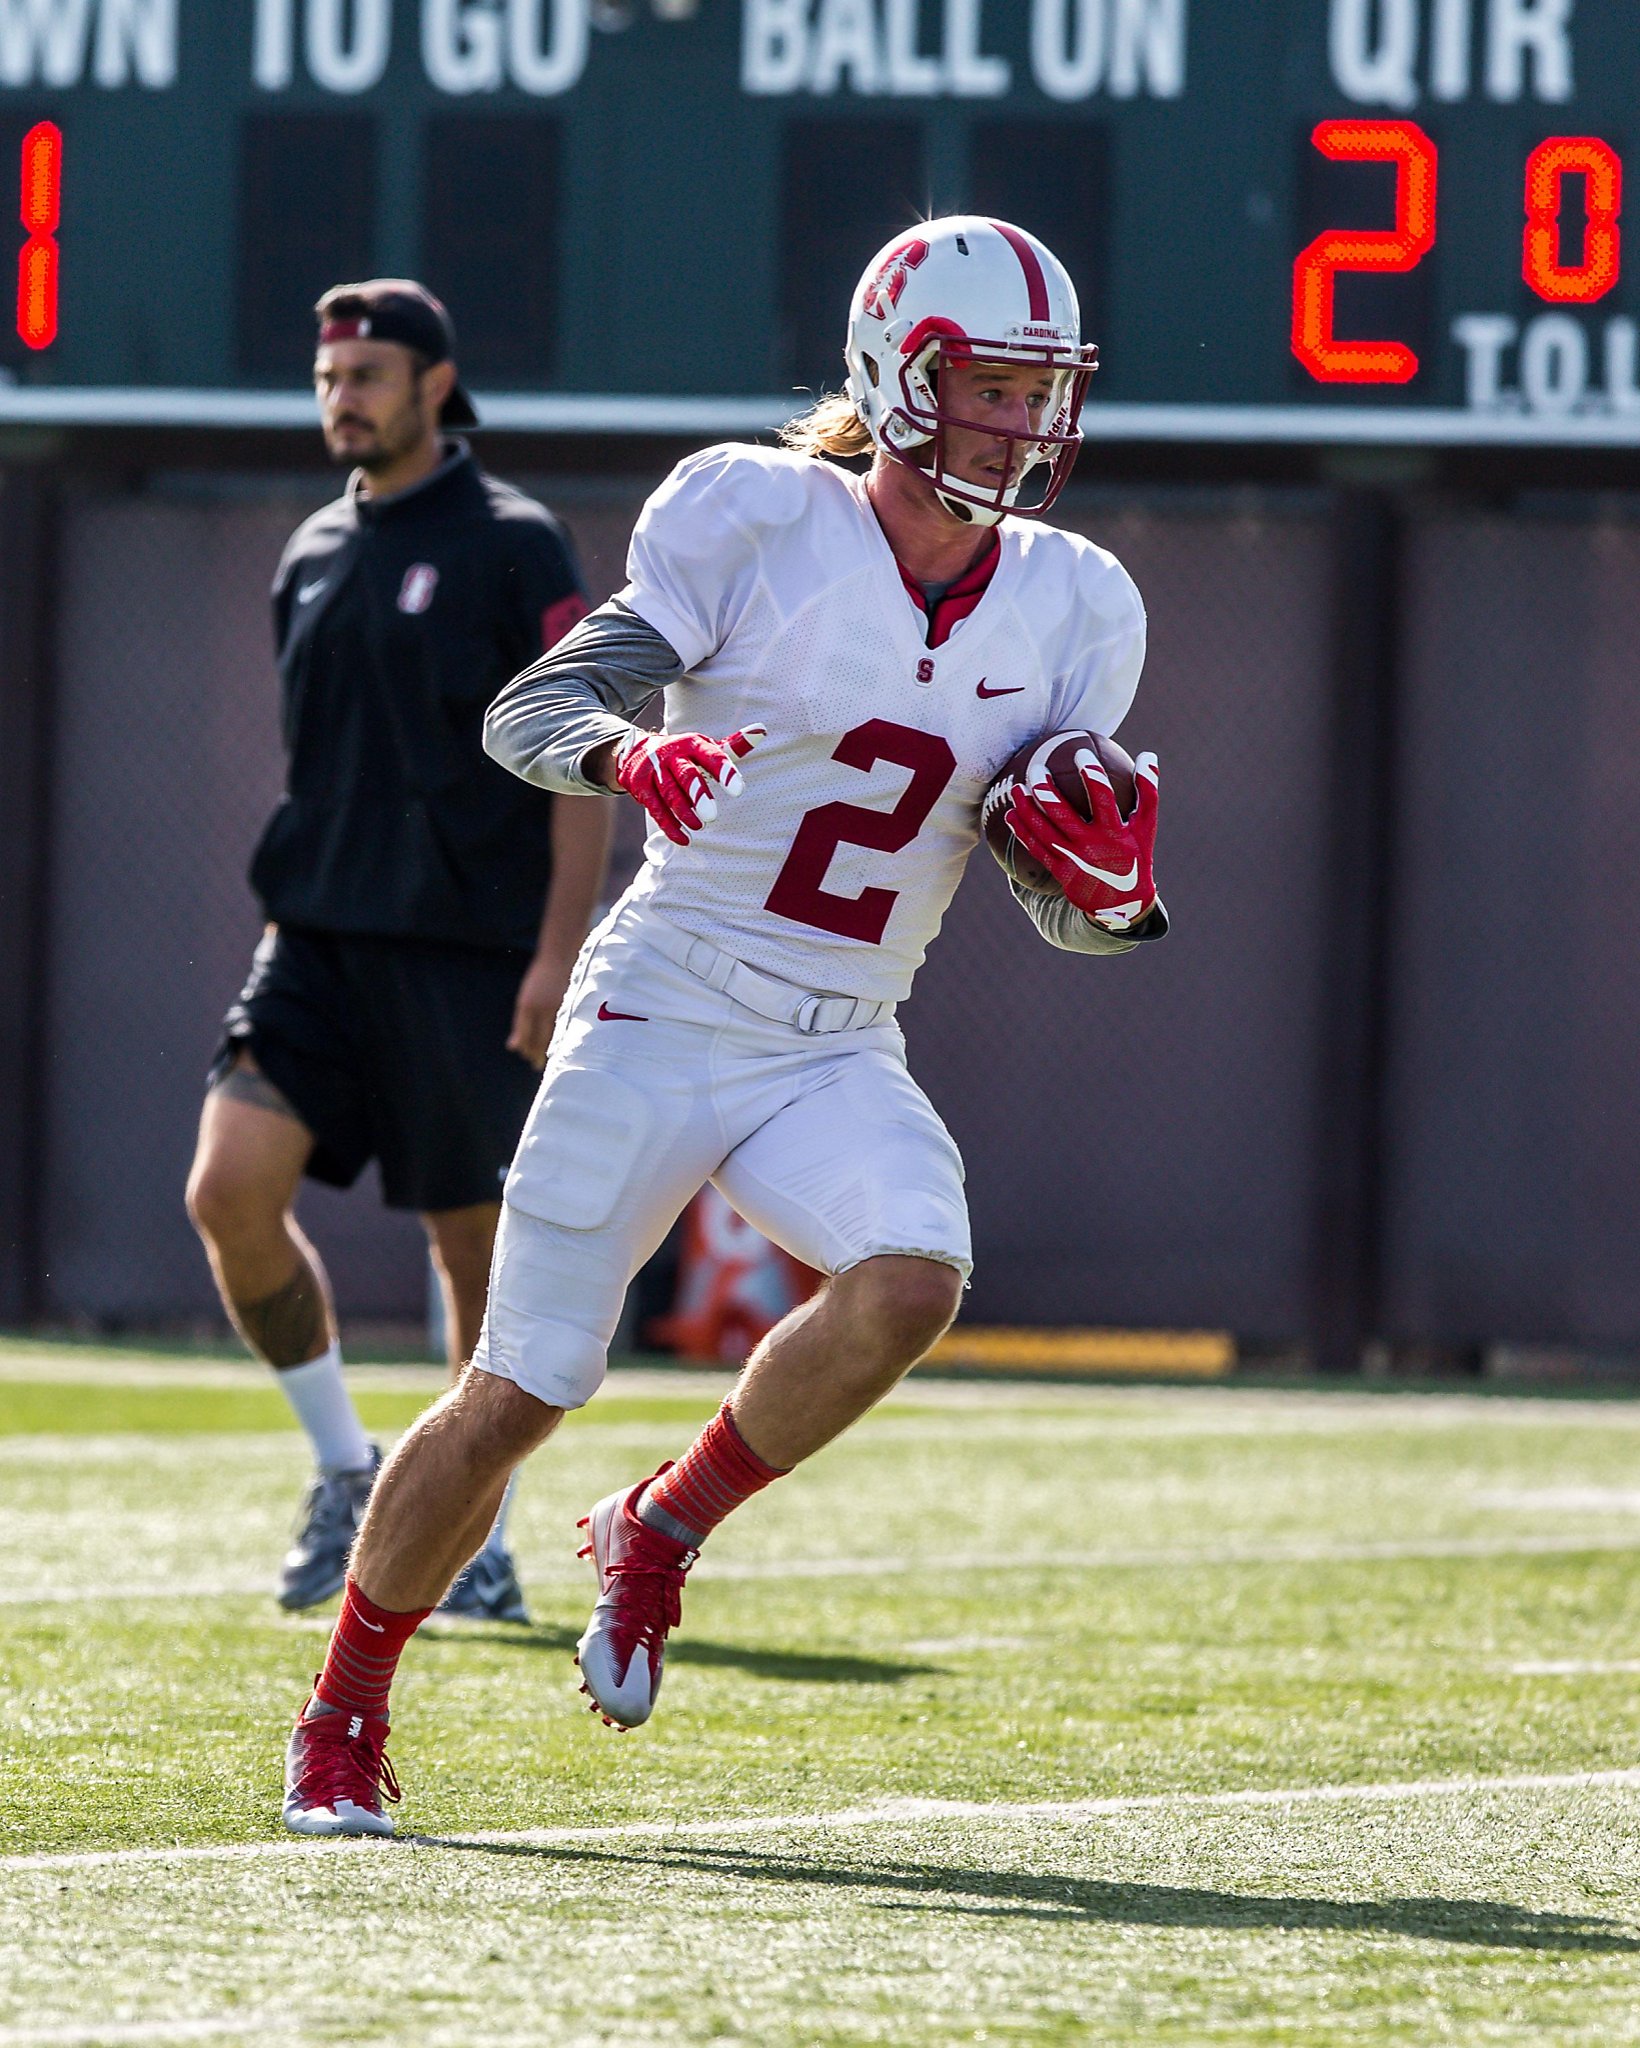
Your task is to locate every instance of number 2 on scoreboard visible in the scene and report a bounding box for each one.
[1291,119,1438,385]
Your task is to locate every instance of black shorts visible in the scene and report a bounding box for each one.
[211,925,540,1212]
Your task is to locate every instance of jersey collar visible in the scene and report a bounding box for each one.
[348,437,476,524]
[895,532,1002,649]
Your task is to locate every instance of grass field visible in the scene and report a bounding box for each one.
[5,1339,1640,2045]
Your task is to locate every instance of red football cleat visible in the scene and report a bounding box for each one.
[282,1693,402,1838]
[574,1470,695,1729]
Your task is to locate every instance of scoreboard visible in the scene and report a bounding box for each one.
[4,0,1640,443]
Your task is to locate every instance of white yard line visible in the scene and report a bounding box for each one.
[0,1354,450,1393]
[0,2025,287,2046]
[0,1582,272,1605]
[9,1351,1640,1428]
[1512,1659,1640,1676]
[8,1767,1640,1876]
[0,1355,728,1399]
[6,1413,1638,1464]
[901,1635,1036,1655]
[8,1528,1640,1606]
[700,1531,1640,1577]
[1476,1488,1640,1513]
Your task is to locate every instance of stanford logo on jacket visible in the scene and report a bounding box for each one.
[397,563,439,614]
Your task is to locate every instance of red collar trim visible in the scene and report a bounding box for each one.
[896,533,1001,650]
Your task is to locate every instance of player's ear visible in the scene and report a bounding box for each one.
[420,357,458,420]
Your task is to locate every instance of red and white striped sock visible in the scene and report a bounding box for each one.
[310,1578,432,1721]
[638,1404,789,1547]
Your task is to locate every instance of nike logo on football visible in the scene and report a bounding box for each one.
[976,678,1024,699]
[596,1002,648,1022]
[296,580,327,605]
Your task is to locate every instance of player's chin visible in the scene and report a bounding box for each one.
[324,425,378,462]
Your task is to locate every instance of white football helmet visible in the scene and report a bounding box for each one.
[843,215,1098,527]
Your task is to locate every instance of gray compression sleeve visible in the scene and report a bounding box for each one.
[1011,880,1170,955]
[484,598,682,795]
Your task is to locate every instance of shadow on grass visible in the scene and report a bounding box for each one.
[416,1838,1640,1953]
[413,1621,941,1687]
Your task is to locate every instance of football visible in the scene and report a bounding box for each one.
[981,728,1138,893]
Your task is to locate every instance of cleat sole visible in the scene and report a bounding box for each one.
[283,1808,395,1839]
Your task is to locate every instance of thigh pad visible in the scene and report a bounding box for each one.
[505,1062,657,1232]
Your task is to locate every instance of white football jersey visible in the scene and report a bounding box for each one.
[617,444,1147,1005]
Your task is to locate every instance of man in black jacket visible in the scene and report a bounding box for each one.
[186,281,611,1621]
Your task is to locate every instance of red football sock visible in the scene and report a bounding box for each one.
[639,1403,790,1546]
[311,1578,432,1720]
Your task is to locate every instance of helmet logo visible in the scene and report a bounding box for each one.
[860,237,929,321]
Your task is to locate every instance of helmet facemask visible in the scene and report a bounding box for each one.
[880,328,1098,526]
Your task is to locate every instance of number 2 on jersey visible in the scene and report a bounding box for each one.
[764,719,956,944]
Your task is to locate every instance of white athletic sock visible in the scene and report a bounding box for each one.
[276,1344,373,1474]
[480,1473,517,1559]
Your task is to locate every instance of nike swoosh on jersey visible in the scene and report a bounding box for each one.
[975,678,1025,698]
[296,580,327,605]
[596,1002,649,1022]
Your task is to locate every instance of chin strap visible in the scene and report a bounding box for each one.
[934,489,1002,529]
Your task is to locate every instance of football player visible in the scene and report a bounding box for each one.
[283,217,1165,1836]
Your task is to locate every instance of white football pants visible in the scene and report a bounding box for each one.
[470,904,971,1411]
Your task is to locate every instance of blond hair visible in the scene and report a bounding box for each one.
[779,393,874,461]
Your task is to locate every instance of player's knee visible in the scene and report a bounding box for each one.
[843,1254,963,1362]
[472,1311,608,1413]
[185,1155,278,1249]
[449,1365,562,1464]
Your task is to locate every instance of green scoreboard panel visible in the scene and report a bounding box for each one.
[4,0,1639,442]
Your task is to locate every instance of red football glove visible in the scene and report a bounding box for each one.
[1006,746,1160,931]
[614,725,766,847]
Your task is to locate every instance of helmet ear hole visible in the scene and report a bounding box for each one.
[862,352,880,389]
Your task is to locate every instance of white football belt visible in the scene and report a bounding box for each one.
[628,907,895,1036]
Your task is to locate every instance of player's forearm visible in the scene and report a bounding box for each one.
[485,599,680,796]
[537,790,617,958]
[1012,881,1170,954]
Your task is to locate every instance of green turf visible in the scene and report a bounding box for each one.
[0,1376,725,1438]
[4,1345,1640,2043]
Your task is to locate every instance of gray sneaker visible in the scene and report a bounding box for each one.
[277,1447,381,1612]
[436,1545,531,1625]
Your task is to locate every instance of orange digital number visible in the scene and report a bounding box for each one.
[1523,136,1621,304]
[16,120,62,352]
[1292,119,1438,385]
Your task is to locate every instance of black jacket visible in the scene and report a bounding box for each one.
[249,441,587,951]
